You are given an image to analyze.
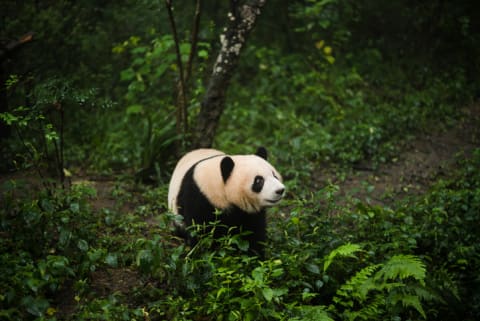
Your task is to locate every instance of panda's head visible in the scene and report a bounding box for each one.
[220,147,285,213]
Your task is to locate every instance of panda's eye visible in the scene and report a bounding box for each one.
[252,175,264,193]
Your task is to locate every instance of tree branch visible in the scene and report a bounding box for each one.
[0,32,34,62]
[165,1,188,141]
[185,0,202,86]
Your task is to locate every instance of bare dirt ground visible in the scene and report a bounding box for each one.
[315,103,480,207]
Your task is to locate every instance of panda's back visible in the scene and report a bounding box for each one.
[168,149,225,213]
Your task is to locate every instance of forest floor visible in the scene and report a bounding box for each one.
[68,102,479,294]
[72,102,479,312]
[314,103,480,208]
[1,103,479,316]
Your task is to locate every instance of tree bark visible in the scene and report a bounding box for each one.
[192,0,267,148]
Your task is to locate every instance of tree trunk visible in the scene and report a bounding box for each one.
[192,0,267,148]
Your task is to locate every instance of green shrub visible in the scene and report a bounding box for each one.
[328,149,480,320]
[0,183,96,319]
[133,210,431,320]
[0,180,149,320]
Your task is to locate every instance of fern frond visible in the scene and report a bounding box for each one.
[342,294,385,321]
[323,243,363,272]
[293,305,334,321]
[332,255,430,321]
[411,284,441,303]
[403,294,426,318]
[375,255,426,284]
[334,264,382,303]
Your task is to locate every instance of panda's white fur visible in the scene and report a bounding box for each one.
[168,148,226,213]
[168,148,284,215]
[167,148,285,257]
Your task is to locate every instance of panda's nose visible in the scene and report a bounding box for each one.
[276,188,285,196]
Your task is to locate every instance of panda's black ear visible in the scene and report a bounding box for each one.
[256,147,268,160]
[220,156,235,183]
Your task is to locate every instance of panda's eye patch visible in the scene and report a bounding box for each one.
[252,175,265,193]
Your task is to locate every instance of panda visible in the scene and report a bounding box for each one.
[168,147,285,258]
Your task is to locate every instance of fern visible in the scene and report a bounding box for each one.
[375,254,426,285]
[334,264,382,304]
[323,243,363,272]
[389,293,426,319]
[343,294,385,321]
[291,305,334,321]
[331,254,430,321]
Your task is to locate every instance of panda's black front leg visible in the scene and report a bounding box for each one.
[225,208,267,259]
[244,211,266,259]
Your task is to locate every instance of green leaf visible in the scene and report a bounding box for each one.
[315,279,324,289]
[198,49,209,58]
[0,112,18,125]
[105,253,118,267]
[126,104,144,115]
[335,264,381,302]
[120,68,135,81]
[324,243,362,272]
[26,278,42,293]
[131,46,147,55]
[262,287,274,302]
[306,263,321,275]
[21,296,50,317]
[40,198,55,213]
[77,239,89,252]
[154,63,169,77]
[179,43,191,56]
[376,255,426,284]
[59,229,72,247]
[136,249,153,268]
[252,266,265,283]
[302,291,317,301]
[70,202,80,213]
[325,55,335,64]
[399,294,426,319]
[293,305,334,321]
[88,248,106,263]
[132,57,145,66]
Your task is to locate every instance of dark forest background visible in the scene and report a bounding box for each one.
[1,1,480,320]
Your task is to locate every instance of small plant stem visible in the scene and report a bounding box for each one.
[165,0,188,144]
[14,125,52,194]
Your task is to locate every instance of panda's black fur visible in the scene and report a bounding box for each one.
[177,162,266,257]
[170,147,283,258]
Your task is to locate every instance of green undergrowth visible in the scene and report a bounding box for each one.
[2,2,479,319]
[2,149,479,320]
[216,49,471,184]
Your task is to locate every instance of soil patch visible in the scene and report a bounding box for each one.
[316,104,480,206]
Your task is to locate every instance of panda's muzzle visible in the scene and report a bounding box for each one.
[275,188,285,196]
[266,199,281,204]
[266,188,285,204]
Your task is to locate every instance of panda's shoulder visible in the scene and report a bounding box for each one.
[185,148,224,159]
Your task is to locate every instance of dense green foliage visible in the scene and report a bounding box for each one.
[2,149,479,320]
[1,0,479,320]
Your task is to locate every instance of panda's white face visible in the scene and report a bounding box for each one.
[168,148,285,216]
[224,155,285,213]
[251,172,284,206]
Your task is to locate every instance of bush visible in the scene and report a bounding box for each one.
[328,149,480,320]
[132,201,432,320]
